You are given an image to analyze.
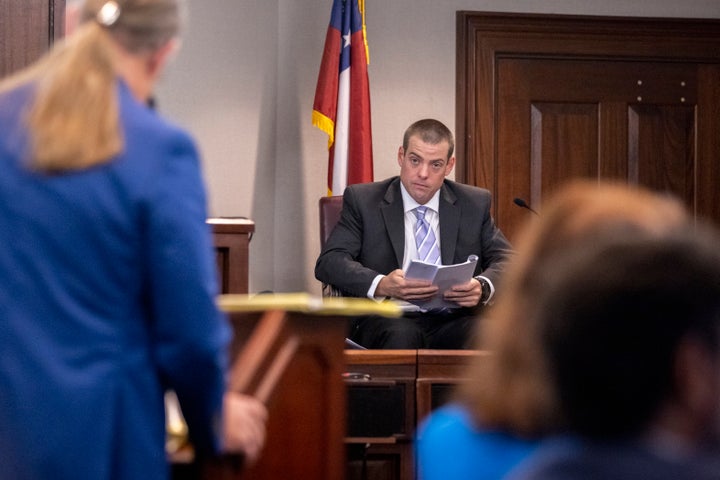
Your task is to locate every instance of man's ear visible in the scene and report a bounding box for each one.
[445,155,456,176]
[397,146,405,167]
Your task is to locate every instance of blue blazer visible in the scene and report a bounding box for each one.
[0,80,229,479]
[416,403,538,480]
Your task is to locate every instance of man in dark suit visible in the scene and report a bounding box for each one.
[315,119,511,348]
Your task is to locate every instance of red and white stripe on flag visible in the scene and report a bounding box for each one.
[312,0,373,196]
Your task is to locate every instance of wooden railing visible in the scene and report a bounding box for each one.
[344,349,485,480]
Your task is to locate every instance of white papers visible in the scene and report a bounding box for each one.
[404,255,478,310]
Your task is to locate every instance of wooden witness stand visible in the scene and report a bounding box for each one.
[344,349,485,479]
[171,294,400,480]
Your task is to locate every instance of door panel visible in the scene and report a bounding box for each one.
[530,102,599,199]
[629,105,695,204]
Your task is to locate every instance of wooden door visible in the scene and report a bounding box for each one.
[0,0,65,78]
[457,13,720,243]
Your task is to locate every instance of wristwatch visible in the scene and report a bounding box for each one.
[475,276,492,305]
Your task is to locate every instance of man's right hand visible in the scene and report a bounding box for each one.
[222,392,268,464]
[375,269,439,302]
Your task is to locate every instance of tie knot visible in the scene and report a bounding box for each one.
[415,206,428,220]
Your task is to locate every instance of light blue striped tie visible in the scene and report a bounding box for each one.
[414,206,441,264]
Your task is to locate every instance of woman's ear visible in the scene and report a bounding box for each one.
[65,1,82,35]
[147,38,181,78]
[673,335,720,437]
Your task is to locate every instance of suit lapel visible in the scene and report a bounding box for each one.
[438,183,459,264]
[381,179,405,267]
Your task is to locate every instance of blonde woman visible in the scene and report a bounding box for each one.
[0,1,265,478]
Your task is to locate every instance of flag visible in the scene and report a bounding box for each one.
[312,0,373,196]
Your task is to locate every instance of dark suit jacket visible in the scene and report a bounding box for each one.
[315,177,512,298]
[507,436,720,480]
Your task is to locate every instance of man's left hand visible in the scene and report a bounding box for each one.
[443,277,482,307]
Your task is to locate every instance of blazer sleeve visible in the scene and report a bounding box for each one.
[477,196,513,286]
[143,130,229,455]
[315,186,385,297]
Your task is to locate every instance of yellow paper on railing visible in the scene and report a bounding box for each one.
[217,292,401,318]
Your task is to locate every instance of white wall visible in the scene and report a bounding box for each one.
[157,0,279,292]
[156,0,720,295]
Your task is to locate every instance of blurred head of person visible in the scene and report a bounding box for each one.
[536,223,720,448]
[460,180,690,437]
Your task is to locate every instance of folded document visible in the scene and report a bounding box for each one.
[404,255,478,310]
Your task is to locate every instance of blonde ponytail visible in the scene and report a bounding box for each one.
[27,22,121,172]
[0,0,184,173]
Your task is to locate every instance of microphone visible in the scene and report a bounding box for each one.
[513,197,539,216]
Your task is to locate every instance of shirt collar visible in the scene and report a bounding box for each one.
[400,182,441,214]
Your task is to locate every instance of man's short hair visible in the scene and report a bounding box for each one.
[535,226,720,439]
[402,119,454,159]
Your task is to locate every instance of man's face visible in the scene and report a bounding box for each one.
[397,135,455,205]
